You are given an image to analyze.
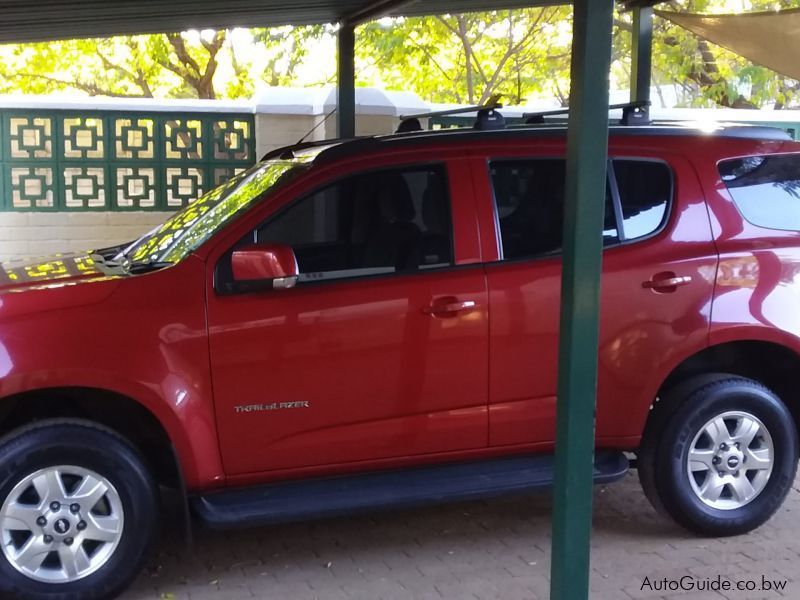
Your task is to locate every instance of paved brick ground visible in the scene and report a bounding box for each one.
[120,470,800,600]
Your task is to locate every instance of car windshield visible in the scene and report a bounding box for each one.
[119,159,310,266]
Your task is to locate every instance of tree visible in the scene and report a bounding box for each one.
[254,25,330,87]
[357,8,573,105]
[642,0,800,109]
[0,2,798,109]
[359,1,800,109]
[0,26,326,100]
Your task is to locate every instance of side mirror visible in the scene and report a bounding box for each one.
[231,243,299,290]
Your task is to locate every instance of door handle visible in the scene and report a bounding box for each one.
[423,299,477,316]
[642,273,692,292]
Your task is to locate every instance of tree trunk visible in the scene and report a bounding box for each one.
[457,16,475,104]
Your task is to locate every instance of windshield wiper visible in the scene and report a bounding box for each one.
[82,252,170,275]
[126,261,174,274]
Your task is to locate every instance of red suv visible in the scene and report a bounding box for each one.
[1,124,799,600]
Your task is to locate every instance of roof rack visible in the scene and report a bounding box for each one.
[397,98,651,134]
[397,94,504,132]
[523,100,651,126]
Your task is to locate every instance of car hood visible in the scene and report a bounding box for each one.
[0,251,125,293]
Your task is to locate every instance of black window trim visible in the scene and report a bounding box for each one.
[606,159,627,241]
[486,155,674,265]
[487,155,563,262]
[609,156,674,246]
[214,161,458,295]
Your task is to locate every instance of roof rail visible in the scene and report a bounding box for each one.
[523,100,651,125]
[259,136,370,162]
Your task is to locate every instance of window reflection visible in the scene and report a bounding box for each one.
[255,165,454,283]
[613,160,671,240]
[720,154,800,231]
[126,160,310,265]
[488,158,671,261]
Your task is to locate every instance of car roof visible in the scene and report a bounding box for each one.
[261,123,795,166]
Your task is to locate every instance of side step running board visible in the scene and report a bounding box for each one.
[192,451,628,530]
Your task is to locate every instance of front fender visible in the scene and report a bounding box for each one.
[0,256,223,490]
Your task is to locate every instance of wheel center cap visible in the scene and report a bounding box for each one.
[53,518,71,535]
[727,455,740,469]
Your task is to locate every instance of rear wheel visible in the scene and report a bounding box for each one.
[639,375,798,536]
[0,420,158,600]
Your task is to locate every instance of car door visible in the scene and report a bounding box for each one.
[206,157,489,477]
[475,150,716,448]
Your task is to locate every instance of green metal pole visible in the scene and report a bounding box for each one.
[631,4,654,105]
[549,1,614,599]
[337,23,356,139]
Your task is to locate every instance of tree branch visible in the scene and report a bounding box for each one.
[95,49,153,97]
[7,72,147,97]
[166,33,201,79]
[407,36,454,85]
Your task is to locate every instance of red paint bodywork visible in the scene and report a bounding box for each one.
[2,133,800,492]
[231,243,299,282]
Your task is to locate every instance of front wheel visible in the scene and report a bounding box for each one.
[0,420,158,600]
[644,375,798,536]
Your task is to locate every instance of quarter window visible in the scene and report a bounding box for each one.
[613,160,671,241]
[719,154,800,231]
[254,165,453,283]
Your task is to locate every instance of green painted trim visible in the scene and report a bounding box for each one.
[550,1,614,600]
[631,5,654,105]
[337,24,356,139]
[0,109,255,211]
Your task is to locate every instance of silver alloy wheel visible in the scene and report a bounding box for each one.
[687,411,774,510]
[0,466,124,584]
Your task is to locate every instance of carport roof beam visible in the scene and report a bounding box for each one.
[0,0,567,43]
[343,0,416,26]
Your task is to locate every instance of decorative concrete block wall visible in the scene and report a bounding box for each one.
[0,87,430,261]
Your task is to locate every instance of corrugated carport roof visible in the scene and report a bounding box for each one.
[0,0,565,43]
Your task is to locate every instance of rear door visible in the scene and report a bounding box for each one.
[206,156,490,477]
[474,149,716,448]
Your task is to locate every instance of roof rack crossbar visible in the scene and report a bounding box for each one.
[523,100,651,122]
[399,94,503,122]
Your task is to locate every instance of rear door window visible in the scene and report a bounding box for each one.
[719,154,800,230]
[489,158,671,261]
[612,160,671,241]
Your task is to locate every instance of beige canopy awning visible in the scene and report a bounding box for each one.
[656,7,800,81]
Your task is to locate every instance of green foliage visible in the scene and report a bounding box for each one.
[253,25,329,87]
[357,8,574,105]
[0,1,799,108]
[0,26,326,100]
[645,0,800,108]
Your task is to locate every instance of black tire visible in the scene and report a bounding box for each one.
[638,373,729,518]
[0,419,159,600]
[643,375,798,536]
